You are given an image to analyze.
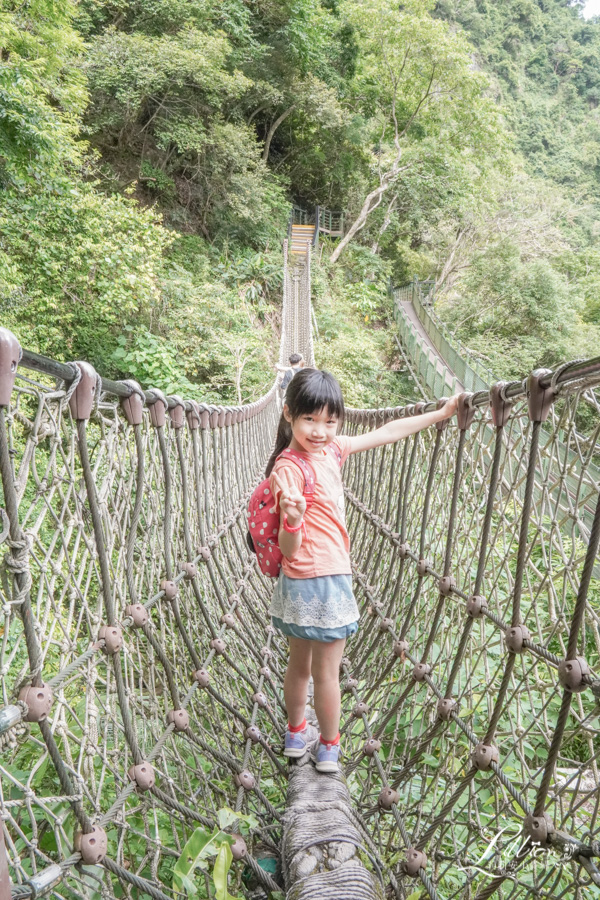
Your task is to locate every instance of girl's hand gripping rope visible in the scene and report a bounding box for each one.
[439,393,461,419]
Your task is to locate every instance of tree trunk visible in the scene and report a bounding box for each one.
[330,167,400,265]
[262,105,296,163]
[330,68,436,265]
[435,228,467,291]
[371,192,398,254]
[235,364,242,405]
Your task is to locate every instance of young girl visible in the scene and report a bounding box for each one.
[267,368,459,772]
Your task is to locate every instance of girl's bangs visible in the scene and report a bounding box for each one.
[291,370,345,422]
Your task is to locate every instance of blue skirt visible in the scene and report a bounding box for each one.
[270,573,359,643]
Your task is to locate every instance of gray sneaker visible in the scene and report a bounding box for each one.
[283,723,318,758]
[312,739,341,772]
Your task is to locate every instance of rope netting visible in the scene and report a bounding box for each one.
[1,234,600,900]
[342,370,600,898]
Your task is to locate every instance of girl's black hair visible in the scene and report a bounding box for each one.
[265,368,345,476]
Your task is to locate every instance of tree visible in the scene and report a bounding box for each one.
[83,24,290,240]
[261,74,346,163]
[0,0,87,185]
[330,0,508,264]
[435,236,593,378]
[0,0,171,369]
[80,0,352,240]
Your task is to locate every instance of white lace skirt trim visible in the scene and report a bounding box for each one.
[269,573,359,629]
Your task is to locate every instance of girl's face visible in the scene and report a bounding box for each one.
[284,405,339,454]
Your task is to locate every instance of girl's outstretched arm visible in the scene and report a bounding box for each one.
[347,393,461,455]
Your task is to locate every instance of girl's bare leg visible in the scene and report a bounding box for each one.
[311,638,346,741]
[284,636,313,727]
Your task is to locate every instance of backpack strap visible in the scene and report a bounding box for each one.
[276,448,317,509]
[326,441,343,468]
[275,444,342,506]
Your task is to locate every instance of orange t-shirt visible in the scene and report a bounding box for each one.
[269,436,352,578]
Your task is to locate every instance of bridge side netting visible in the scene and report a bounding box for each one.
[341,371,600,899]
[0,368,291,899]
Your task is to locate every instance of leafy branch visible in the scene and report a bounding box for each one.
[173,808,258,899]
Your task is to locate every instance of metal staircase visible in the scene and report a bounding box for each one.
[290,224,316,256]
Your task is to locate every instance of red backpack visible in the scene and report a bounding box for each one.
[247,444,342,577]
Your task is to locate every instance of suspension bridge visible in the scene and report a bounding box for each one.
[1,216,600,900]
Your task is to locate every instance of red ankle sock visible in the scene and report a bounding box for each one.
[319,732,340,746]
[288,718,307,733]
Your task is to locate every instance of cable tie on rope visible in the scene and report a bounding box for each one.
[25,863,63,898]
[0,701,28,751]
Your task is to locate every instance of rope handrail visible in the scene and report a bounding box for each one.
[18,346,279,413]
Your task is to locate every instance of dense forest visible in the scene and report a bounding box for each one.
[1,0,599,404]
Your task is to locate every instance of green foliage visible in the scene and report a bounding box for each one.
[78,0,347,240]
[326,0,510,267]
[313,248,415,407]
[425,0,600,370]
[340,245,391,322]
[0,182,170,368]
[436,0,600,199]
[83,20,290,238]
[112,327,197,395]
[150,238,281,402]
[173,808,257,898]
[0,0,87,185]
[346,281,384,321]
[436,236,599,378]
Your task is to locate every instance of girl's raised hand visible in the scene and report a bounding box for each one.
[270,470,307,525]
[440,393,462,419]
